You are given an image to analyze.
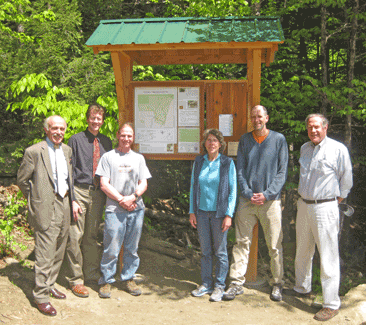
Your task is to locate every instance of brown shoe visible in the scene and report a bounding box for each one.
[314,308,339,321]
[71,284,89,298]
[99,283,112,298]
[50,288,66,299]
[37,302,57,316]
[124,279,141,296]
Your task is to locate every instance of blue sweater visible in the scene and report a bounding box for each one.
[189,154,237,218]
[237,130,288,201]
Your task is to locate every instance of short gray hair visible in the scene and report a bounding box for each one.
[305,114,329,128]
[44,115,67,130]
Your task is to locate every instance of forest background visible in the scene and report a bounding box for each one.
[1,0,366,289]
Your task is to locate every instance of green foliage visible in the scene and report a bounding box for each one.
[284,181,298,191]
[165,0,251,18]
[133,63,246,84]
[6,73,119,146]
[0,191,28,257]
[0,141,30,175]
[95,96,120,140]
[24,0,83,77]
[0,0,55,43]
[142,194,153,206]
[173,191,190,209]
[3,191,26,219]
[227,228,236,245]
[164,161,191,195]
[144,216,162,232]
[312,264,322,294]
[60,49,116,104]
[352,155,366,167]
[133,65,169,81]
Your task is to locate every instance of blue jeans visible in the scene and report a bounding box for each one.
[196,210,229,289]
[98,209,144,285]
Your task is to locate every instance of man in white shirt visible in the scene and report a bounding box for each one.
[294,114,353,322]
[96,123,151,299]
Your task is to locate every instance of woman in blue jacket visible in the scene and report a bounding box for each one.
[189,129,237,302]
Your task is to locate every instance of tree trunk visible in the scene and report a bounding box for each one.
[251,0,261,16]
[345,0,358,150]
[283,142,297,243]
[299,36,310,74]
[320,4,328,116]
[17,5,24,41]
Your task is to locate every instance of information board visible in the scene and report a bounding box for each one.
[134,86,200,155]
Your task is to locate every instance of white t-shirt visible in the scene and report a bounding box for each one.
[96,149,152,213]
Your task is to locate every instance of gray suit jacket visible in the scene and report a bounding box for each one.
[17,140,74,231]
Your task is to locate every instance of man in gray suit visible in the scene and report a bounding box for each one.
[18,115,76,316]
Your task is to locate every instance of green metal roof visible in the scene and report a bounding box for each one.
[86,16,284,46]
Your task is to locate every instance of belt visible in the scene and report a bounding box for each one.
[75,183,98,191]
[302,197,336,204]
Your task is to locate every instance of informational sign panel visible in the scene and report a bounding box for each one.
[177,87,200,153]
[134,86,200,155]
[135,87,177,154]
[219,114,233,136]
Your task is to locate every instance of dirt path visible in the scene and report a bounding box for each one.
[1,235,366,325]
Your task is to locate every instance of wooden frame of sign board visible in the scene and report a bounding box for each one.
[126,79,248,159]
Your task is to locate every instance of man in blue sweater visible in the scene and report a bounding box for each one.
[223,105,288,302]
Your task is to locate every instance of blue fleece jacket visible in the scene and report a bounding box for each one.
[189,154,237,218]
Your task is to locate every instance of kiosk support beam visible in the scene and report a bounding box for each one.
[245,48,262,283]
[111,51,133,125]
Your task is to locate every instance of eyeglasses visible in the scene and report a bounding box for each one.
[206,138,219,143]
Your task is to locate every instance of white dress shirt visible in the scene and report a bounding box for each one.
[46,137,69,196]
[298,136,353,200]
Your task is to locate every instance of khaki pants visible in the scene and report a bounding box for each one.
[229,196,284,285]
[33,195,70,303]
[66,185,105,286]
[294,199,341,309]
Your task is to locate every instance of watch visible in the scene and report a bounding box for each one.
[133,193,139,200]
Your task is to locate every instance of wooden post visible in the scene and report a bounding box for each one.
[111,51,133,124]
[246,223,259,282]
[111,51,133,274]
[245,48,262,283]
[247,48,262,110]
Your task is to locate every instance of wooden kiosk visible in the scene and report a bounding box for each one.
[86,16,284,283]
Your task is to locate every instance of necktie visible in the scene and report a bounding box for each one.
[93,137,100,186]
[55,145,67,198]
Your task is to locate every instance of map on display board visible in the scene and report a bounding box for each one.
[135,87,200,154]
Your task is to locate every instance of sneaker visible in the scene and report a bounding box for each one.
[125,279,142,296]
[191,285,213,297]
[270,284,283,302]
[99,283,111,298]
[223,284,244,301]
[209,287,224,302]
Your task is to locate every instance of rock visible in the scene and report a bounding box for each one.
[341,284,366,324]
[4,257,19,265]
